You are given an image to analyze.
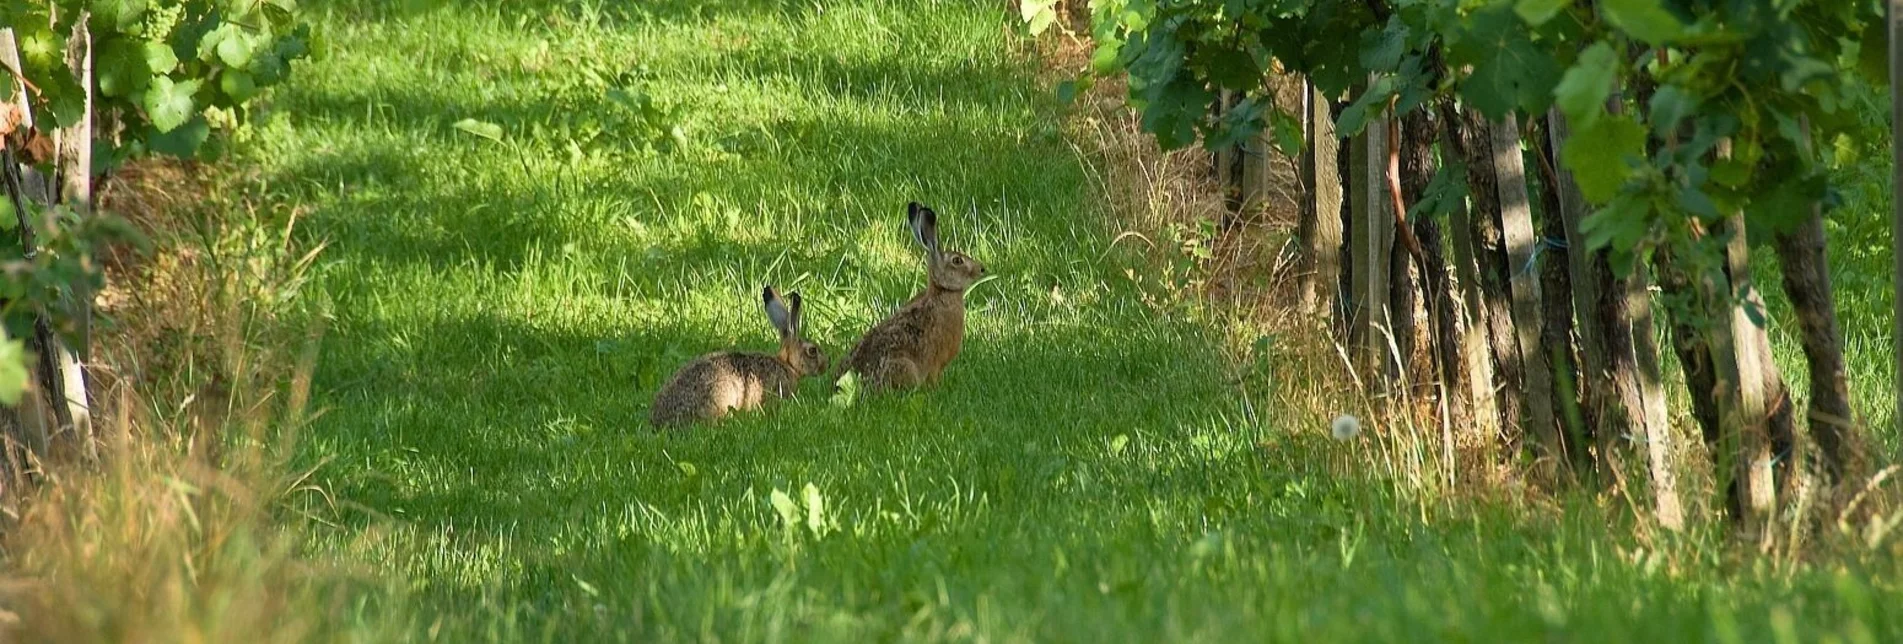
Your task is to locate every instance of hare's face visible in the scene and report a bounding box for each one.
[790,340,830,377]
[933,251,987,292]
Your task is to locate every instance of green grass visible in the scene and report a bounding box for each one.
[237,1,1903,640]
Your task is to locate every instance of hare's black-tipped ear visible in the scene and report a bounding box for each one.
[907,202,939,255]
[763,286,793,337]
[787,291,804,334]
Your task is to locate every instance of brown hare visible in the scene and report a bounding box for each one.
[836,202,986,395]
[649,286,829,428]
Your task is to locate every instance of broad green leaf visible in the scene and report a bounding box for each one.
[1602,0,1684,45]
[830,371,859,408]
[1457,9,1563,118]
[1646,85,1698,137]
[452,118,506,143]
[147,115,211,157]
[802,483,826,536]
[94,0,150,34]
[146,40,180,74]
[143,76,200,133]
[1560,113,1646,203]
[1270,107,1304,158]
[1553,42,1617,126]
[1022,1,1057,36]
[217,29,261,68]
[40,73,88,129]
[1336,76,1396,137]
[1515,0,1569,26]
[1579,193,1650,272]
[96,37,154,98]
[1358,16,1408,72]
[219,70,258,102]
[768,489,800,527]
[0,328,25,407]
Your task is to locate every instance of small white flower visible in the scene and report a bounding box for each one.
[1330,414,1361,441]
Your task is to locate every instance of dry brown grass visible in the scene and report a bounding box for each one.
[0,161,389,643]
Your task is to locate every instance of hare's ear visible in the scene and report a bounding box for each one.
[786,291,804,336]
[907,202,940,259]
[763,285,793,338]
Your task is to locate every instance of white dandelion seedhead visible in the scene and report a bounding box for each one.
[1330,414,1361,442]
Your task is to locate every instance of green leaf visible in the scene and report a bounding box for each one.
[1021,0,1057,36]
[17,26,64,75]
[96,37,155,98]
[1560,113,1646,203]
[1553,42,1617,126]
[1579,192,1651,272]
[147,115,211,157]
[219,69,258,102]
[143,76,201,133]
[1602,0,1684,45]
[94,0,150,33]
[0,328,25,407]
[769,489,800,528]
[1514,0,1569,26]
[1646,85,1698,137]
[1457,10,1563,118]
[1408,160,1471,221]
[1336,76,1395,137]
[217,29,260,69]
[40,73,88,129]
[1270,107,1304,158]
[452,118,506,143]
[1358,16,1408,72]
[830,371,860,408]
[145,40,180,74]
[802,483,826,536]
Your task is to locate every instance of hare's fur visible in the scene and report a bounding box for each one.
[650,287,828,428]
[837,202,986,394]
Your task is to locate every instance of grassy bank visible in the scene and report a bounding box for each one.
[181,0,1903,640]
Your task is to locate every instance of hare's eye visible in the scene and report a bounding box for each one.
[805,346,819,356]
[951,257,964,266]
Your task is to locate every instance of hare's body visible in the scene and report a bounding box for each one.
[838,287,964,391]
[650,287,828,429]
[838,202,985,394]
[649,352,801,428]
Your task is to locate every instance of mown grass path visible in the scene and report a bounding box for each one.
[250,1,1900,640]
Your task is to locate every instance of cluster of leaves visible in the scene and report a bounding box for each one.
[1031,0,1886,276]
[3,0,314,161]
[0,1,311,405]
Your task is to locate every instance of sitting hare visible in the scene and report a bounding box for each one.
[836,202,986,394]
[650,286,829,428]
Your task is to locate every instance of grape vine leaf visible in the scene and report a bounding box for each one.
[1553,42,1616,126]
[1021,0,1058,36]
[1645,85,1698,137]
[1560,113,1645,203]
[1601,0,1684,45]
[96,37,154,98]
[146,40,180,74]
[94,0,150,34]
[1269,107,1304,158]
[1359,16,1408,72]
[143,76,201,133]
[1514,0,1569,26]
[1454,8,1562,119]
[1336,75,1395,137]
[147,115,211,157]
